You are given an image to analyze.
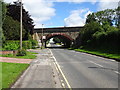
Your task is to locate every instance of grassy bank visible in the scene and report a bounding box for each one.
[69,48,120,61]
[0,51,37,59]
[2,62,29,88]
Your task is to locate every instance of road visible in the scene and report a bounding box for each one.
[51,48,119,88]
[47,43,62,48]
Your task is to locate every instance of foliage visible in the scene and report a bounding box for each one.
[2,40,34,50]
[73,7,120,54]
[2,15,26,40]
[114,6,120,28]
[16,49,27,56]
[3,40,19,50]
[0,1,7,25]
[86,8,119,26]
[53,37,61,43]
[6,2,34,40]
[0,28,5,42]
[2,62,29,88]
[30,40,38,48]
[0,1,6,45]
[22,40,32,49]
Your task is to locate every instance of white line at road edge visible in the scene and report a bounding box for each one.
[89,61,104,67]
[49,49,72,89]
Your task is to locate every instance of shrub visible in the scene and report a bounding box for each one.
[22,41,32,49]
[3,41,19,50]
[27,41,32,49]
[16,49,27,56]
[3,40,33,50]
[30,40,38,49]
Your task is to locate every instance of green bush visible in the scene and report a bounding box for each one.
[27,41,32,49]
[22,41,32,49]
[16,49,27,56]
[3,40,34,50]
[30,40,38,49]
[3,41,19,50]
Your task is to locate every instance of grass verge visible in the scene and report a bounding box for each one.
[69,48,120,61]
[0,51,37,59]
[2,62,29,88]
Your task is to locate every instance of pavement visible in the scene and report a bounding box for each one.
[11,48,62,88]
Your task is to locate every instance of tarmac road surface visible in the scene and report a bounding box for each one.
[51,48,119,88]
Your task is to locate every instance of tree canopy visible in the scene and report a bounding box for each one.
[86,7,120,27]
[3,15,26,40]
[73,6,120,54]
[6,2,34,40]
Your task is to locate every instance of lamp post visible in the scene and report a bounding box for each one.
[41,24,44,48]
[18,0,22,50]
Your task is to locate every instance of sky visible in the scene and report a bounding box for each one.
[4,0,119,28]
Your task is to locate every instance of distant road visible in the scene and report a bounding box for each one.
[47,43,62,48]
[51,48,118,88]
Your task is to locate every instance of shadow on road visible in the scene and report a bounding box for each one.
[88,67,116,72]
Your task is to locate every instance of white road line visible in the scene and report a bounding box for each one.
[49,49,72,89]
[53,62,59,74]
[114,71,120,74]
[110,60,116,62]
[89,61,104,67]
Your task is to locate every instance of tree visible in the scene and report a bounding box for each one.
[86,9,115,26]
[0,1,7,42]
[2,15,26,40]
[73,7,120,54]
[2,1,7,23]
[114,6,120,28]
[80,21,102,46]
[6,2,34,40]
[86,13,96,24]
[53,37,61,43]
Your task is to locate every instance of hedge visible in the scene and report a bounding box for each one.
[2,40,38,50]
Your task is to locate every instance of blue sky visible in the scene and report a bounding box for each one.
[4,0,119,28]
[45,2,98,27]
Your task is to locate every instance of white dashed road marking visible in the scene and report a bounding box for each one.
[89,61,104,67]
[114,71,120,74]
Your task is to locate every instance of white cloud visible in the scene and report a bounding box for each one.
[4,0,119,28]
[23,0,56,28]
[64,8,92,27]
[4,0,56,28]
[97,0,119,11]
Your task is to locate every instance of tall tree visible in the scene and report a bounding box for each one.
[114,6,120,28]
[0,1,7,42]
[86,9,115,26]
[2,15,26,40]
[6,2,34,40]
[86,13,96,24]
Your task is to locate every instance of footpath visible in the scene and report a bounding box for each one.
[11,48,62,88]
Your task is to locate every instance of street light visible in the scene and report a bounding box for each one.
[18,0,22,50]
[41,24,44,48]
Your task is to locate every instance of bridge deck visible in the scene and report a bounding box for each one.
[34,26,83,33]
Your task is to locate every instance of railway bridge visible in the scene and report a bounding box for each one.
[33,26,83,47]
